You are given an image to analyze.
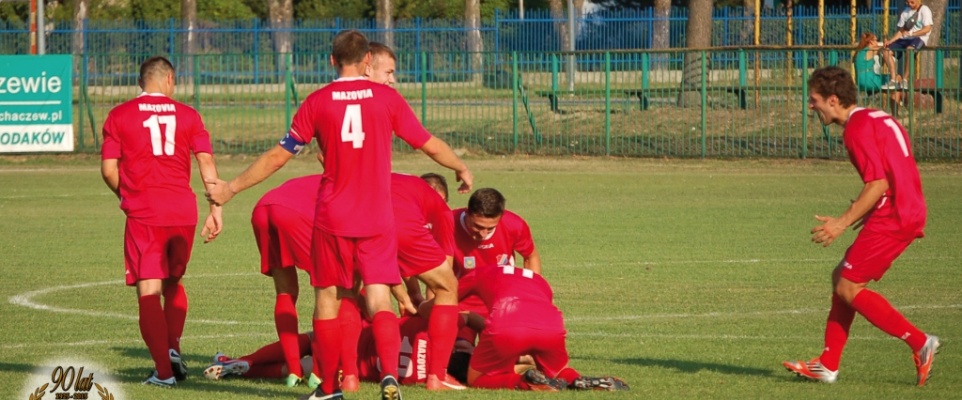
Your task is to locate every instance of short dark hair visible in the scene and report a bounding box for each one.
[808,66,857,107]
[139,56,174,84]
[467,188,505,218]
[369,41,397,64]
[420,172,449,202]
[331,29,370,68]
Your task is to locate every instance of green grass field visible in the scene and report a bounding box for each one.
[1,155,959,400]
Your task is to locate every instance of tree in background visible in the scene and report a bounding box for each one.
[181,0,196,84]
[376,0,394,49]
[465,0,482,82]
[269,0,293,81]
[678,0,712,107]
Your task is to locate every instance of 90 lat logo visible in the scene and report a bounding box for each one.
[27,366,115,400]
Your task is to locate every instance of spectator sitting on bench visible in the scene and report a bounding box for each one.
[855,33,904,105]
[880,0,933,89]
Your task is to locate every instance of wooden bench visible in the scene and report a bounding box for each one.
[537,86,801,113]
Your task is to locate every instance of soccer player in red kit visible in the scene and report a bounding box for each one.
[205,30,473,400]
[783,66,939,386]
[100,56,223,387]
[250,175,320,387]
[452,188,541,344]
[456,265,628,392]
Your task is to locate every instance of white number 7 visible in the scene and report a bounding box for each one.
[143,114,177,156]
[341,104,366,149]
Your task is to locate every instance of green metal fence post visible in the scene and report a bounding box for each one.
[284,53,292,130]
[829,50,838,66]
[700,51,707,158]
[604,51,611,156]
[77,55,84,151]
[421,52,428,123]
[907,48,915,134]
[801,51,809,159]
[512,52,519,152]
[738,49,747,88]
[551,54,559,93]
[935,49,944,88]
[192,55,200,111]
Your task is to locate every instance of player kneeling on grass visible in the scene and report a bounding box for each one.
[782,66,939,386]
[423,264,629,392]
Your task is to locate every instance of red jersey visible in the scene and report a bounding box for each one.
[357,315,431,384]
[392,173,454,256]
[101,93,213,226]
[452,209,535,277]
[288,78,431,237]
[844,108,926,240]
[255,175,320,212]
[458,265,565,335]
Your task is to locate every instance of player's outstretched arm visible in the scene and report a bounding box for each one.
[101,158,121,200]
[812,179,888,247]
[418,136,472,194]
[205,144,294,206]
[195,152,223,242]
[523,249,543,275]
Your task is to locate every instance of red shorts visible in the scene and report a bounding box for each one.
[397,230,446,278]
[470,327,569,379]
[310,227,401,288]
[839,229,914,283]
[123,219,195,286]
[251,204,313,276]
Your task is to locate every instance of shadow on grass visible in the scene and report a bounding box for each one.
[117,365,297,397]
[0,362,37,374]
[613,357,775,377]
[111,346,220,371]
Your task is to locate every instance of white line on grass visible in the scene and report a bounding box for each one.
[566,304,962,323]
[569,331,903,341]
[7,273,273,326]
[0,332,277,350]
[572,255,960,267]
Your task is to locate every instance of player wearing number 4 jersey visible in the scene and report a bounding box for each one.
[783,66,939,387]
[205,30,473,400]
[101,56,223,387]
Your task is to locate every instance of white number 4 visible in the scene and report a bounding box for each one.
[143,114,177,156]
[341,104,366,149]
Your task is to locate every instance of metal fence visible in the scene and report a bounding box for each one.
[71,47,962,160]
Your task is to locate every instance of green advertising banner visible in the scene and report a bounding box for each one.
[0,55,74,153]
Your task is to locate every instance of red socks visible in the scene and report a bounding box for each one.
[338,297,363,377]
[819,293,855,371]
[162,284,188,353]
[274,294,302,377]
[314,318,342,394]
[138,294,174,379]
[851,289,926,351]
[427,305,459,378]
[372,311,401,378]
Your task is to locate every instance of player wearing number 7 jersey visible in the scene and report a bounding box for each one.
[101,56,223,387]
[783,66,939,386]
[204,30,473,400]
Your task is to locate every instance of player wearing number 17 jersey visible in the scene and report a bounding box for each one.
[101,56,223,387]
[783,66,939,387]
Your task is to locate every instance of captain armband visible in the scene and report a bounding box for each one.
[279,132,307,154]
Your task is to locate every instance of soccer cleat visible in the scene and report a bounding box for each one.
[913,334,941,387]
[380,375,402,400]
[202,352,250,380]
[142,370,176,388]
[426,373,467,390]
[340,374,360,392]
[783,358,838,383]
[169,349,188,382]
[570,376,630,391]
[286,373,303,388]
[298,388,344,400]
[306,373,322,390]
[521,368,566,392]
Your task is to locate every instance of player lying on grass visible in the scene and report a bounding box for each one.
[421,263,630,392]
[201,314,472,386]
